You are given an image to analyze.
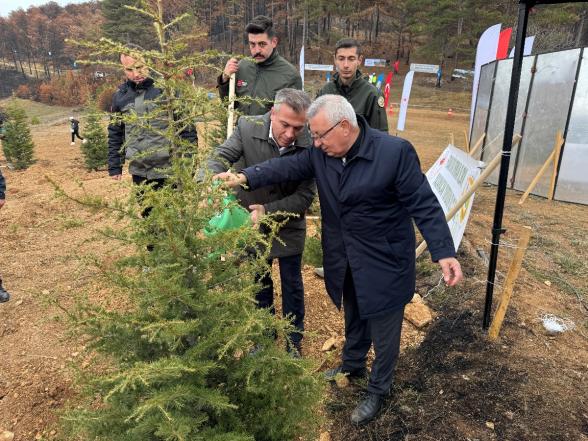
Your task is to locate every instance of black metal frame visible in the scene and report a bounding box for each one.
[482,0,585,329]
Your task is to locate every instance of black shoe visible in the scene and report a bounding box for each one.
[350,392,384,425]
[287,344,302,359]
[0,286,10,303]
[324,365,367,381]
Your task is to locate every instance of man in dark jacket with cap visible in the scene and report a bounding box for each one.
[0,167,10,303]
[108,47,197,222]
[206,88,316,356]
[214,94,462,425]
[317,38,388,132]
[218,15,302,116]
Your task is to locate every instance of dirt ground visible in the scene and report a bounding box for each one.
[1,97,587,441]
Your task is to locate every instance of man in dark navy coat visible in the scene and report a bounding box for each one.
[214,94,463,425]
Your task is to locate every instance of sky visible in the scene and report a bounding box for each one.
[0,0,90,17]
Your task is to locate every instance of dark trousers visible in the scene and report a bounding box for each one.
[341,265,405,396]
[256,253,305,348]
[71,129,83,142]
[132,175,167,251]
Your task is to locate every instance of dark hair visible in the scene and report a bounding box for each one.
[245,15,275,38]
[335,38,361,57]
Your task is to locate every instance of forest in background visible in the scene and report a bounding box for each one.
[0,0,587,97]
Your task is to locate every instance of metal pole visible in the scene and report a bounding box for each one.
[483,0,533,329]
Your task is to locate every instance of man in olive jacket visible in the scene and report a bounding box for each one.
[218,15,302,116]
[317,38,388,132]
[206,89,316,355]
[0,167,10,303]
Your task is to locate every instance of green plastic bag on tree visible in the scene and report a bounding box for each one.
[204,192,250,237]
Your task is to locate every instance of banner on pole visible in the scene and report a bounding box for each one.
[299,46,305,89]
[496,27,513,60]
[304,64,334,71]
[426,145,483,250]
[509,35,535,58]
[383,72,394,108]
[397,70,414,131]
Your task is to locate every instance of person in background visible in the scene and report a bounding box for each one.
[69,116,85,145]
[0,167,10,303]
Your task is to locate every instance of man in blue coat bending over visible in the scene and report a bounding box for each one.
[214,94,463,425]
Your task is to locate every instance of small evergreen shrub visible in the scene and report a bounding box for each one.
[1,100,36,169]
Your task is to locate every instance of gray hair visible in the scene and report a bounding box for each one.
[274,88,311,114]
[307,95,358,127]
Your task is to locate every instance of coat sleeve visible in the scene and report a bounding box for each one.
[107,93,125,176]
[263,177,316,217]
[291,71,303,90]
[217,73,230,100]
[205,119,246,175]
[242,148,315,190]
[366,92,389,132]
[393,140,455,261]
[0,168,5,200]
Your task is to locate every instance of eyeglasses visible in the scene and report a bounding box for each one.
[310,120,342,141]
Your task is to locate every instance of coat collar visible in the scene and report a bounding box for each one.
[333,70,364,91]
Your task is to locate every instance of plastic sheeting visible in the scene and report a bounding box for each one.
[512,48,580,197]
[470,63,496,160]
[555,51,588,204]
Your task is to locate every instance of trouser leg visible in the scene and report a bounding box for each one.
[278,254,305,348]
[132,175,167,251]
[71,132,75,142]
[255,258,275,314]
[341,265,372,371]
[366,306,405,396]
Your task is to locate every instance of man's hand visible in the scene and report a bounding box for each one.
[213,172,247,188]
[0,199,5,210]
[222,58,239,82]
[438,257,463,287]
[249,204,265,226]
[111,174,122,181]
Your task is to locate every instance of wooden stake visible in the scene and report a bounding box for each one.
[416,135,522,258]
[548,130,565,200]
[519,130,564,205]
[450,132,455,146]
[488,226,532,341]
[226,73,236,138]
[468,133,486,157]
[464,129,470,153]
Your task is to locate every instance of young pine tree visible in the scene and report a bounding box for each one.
[80,103,108,170]
[1,100,35,170]
[61,2,326,440]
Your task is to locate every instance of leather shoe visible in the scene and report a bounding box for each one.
[351,392,384,425]
[324,365,367,381]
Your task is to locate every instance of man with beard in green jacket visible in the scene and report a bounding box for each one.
[317,38,388,132]
[218,15,302,116]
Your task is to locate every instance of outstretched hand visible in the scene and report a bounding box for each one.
[438,257,463,287]
[212,172,247,188]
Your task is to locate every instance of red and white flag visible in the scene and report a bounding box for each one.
[383,72,394,109]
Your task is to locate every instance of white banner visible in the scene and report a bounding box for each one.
[509,35,535,58]
[304,64,334,71]
[364,58,387,67]
[410,63,439,74]
[299,46,305,89]
[469,23,502,135]
[426,145,483,251]
[397,70,414,131]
